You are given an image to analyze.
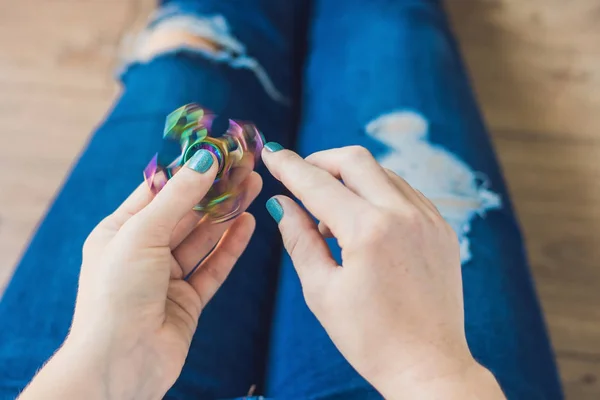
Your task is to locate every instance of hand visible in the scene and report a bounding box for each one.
[20,150,262,400]
[261,144,504,399]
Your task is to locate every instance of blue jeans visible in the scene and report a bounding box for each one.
[0,0,563,399]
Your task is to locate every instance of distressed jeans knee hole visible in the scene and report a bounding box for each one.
[119,7,289,104]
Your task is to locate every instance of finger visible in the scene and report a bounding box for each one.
[170,172,262,249]
[169,254,184,280]
[318,221,334,239]
[266,196,337,294]
[173,173,262,274]
[413,189,441,216]
[306,146,409,208]
[169,210,205,249]
[135,150,218,236]
[188,213,256,307]
[383,169,441,216]
[107,182,154,228]
[262,145,368,241]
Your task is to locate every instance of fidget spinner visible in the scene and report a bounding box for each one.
[144,103,265,223]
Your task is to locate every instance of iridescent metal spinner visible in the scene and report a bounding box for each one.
[144,104,265,223]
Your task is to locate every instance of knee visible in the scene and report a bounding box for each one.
[132,18,222,63]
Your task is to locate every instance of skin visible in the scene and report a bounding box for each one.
[262,146,505,399]
[18,146,505,400]
[135,29,221,63]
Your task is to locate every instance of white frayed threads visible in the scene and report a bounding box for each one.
[366,111,502,263]
[119,7,288,104]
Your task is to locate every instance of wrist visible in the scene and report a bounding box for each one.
[367,349,505,400]
[19,335,168,400]
[61,334,170,400]
[18,342,108,400]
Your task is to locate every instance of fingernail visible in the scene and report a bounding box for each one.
[187,149,214,173]
[266,197,284,224]
[264,142,284,153]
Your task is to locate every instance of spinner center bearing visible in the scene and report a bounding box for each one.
[143,103,265,223]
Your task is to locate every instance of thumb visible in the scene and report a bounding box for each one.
[266,196,338,300]
[130,149,219,244]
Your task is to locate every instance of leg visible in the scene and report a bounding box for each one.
[0,1,304,398]
[266,0,562,398]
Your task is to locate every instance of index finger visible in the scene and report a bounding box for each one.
[261,144,368,240]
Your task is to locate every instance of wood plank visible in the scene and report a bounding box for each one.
[558,354,600,399]
[445,0,600,140]
[0,0,137,289]
[494,132,600,356]
[0,85,116,289]
[0,1,135,91]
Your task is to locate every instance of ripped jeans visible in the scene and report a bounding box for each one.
[0,0,563,399]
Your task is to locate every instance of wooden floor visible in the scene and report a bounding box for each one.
[0,0,598,397]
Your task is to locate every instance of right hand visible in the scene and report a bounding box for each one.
[261,144,504,399]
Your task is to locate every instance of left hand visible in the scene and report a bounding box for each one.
[20,150,262,400]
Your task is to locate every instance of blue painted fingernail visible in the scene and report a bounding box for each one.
[266,197,284,223]
[187,149,214,173]
[264,142,284,153]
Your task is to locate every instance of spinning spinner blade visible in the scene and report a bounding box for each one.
[143,104,265,223]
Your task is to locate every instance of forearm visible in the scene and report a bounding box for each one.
[18,339,164,400]
[18,344,110,400]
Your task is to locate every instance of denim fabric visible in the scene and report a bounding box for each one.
[0,0,562,399]
[266,2,562,399]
